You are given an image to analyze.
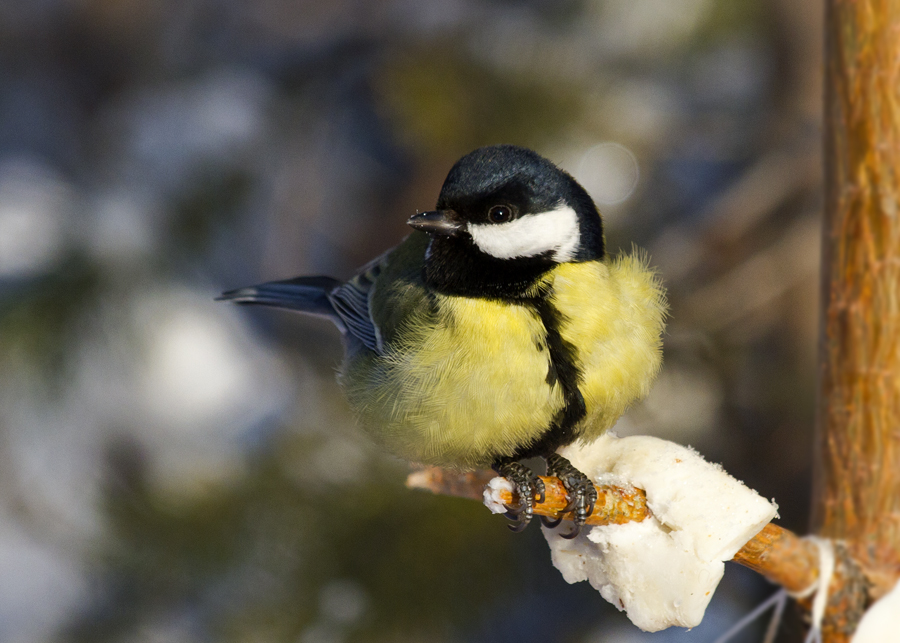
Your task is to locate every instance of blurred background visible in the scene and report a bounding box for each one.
[0,0,823,641]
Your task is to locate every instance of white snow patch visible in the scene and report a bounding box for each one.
[483,477,515,514]
[542,433,778,632]
[852,577,900,642]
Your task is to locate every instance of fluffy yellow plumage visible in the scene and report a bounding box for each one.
[342,234,666,469]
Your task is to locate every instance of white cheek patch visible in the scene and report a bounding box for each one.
[468,205,580,262]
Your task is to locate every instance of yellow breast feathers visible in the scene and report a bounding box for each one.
[341,252,666,469]
[343,295,563,468]
[549,255,667,442]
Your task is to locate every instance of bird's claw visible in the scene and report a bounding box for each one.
[493,459,545,531]
[546,453,597,539]
[539,514,563,529]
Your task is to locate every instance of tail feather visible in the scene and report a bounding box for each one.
[217,276,342,321]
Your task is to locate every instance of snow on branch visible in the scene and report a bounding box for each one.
[408,468,818,589]
[407,434,822,632]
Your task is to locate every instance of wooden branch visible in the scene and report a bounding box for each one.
[731,523,819,594]
[408,467,649,526]
[407,467,820,593]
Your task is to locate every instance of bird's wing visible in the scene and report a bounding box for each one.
[219,233,432,356]
[327,252,387,354]
[331,232,433,355]
[218,270,381,352]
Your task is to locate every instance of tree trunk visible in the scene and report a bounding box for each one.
[816,0,900,637]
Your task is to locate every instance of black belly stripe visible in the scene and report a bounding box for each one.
[511,284,587,460]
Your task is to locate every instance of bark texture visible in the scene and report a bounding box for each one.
[817,0,900,637]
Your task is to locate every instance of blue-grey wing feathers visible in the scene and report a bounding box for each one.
[218,276,340,315]
[218,264,384,354]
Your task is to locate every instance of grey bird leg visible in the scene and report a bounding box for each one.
[545,453,597,539]
[492,458,546,532]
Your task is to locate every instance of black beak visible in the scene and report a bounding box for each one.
[407,210,464,237]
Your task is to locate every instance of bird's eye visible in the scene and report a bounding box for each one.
[488,205,513,223]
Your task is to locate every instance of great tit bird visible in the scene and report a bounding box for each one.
[219,145,667,536]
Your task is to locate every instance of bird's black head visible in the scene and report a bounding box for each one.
[409,145,605,299]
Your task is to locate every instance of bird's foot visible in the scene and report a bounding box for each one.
[492,459,545,532]
[545,453,597,539]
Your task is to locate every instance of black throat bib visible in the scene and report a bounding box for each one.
[423,235,557,300]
